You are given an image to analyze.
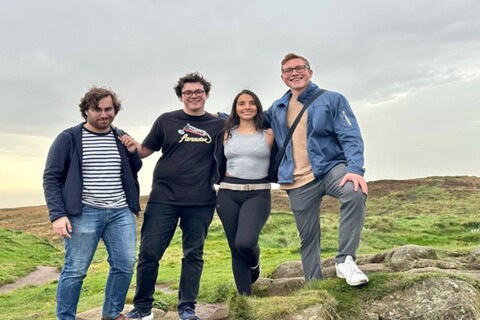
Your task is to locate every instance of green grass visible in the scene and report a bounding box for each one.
[0,228,63,286]
[1,177,479,319]
[361,183,480,254]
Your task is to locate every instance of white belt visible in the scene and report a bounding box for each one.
[219,182,271,191]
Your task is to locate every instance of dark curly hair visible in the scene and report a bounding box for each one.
[174,72,212,98]
[79,86,122,119]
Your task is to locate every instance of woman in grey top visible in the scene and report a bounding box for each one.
[216,89,274,295]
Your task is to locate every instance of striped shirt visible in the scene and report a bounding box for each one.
[81,128,127,208]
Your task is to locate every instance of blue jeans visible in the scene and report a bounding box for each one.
[56,206,136,320]
[286,163,366,281]
[132,203,215,313]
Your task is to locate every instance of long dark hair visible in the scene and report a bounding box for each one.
[224,89,265,139]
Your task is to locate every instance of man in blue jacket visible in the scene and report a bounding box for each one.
[43,86,142,320]
[267,53,369,286]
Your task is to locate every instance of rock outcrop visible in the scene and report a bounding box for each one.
[73,245,480,319]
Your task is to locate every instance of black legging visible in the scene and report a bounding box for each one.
[216,177,271,295]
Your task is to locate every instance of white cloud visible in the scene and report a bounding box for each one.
[1,0,480,206]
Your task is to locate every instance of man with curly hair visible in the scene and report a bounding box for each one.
[43,86,142,320]
[125,73,225,320]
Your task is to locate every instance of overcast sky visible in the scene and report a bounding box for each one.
[1,0,479,208]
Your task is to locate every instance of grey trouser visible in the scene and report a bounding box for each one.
[286,163,366,281]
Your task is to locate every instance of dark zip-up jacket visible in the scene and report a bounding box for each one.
[43,123,142,222]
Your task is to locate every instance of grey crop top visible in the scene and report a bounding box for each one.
[224,128,271,179]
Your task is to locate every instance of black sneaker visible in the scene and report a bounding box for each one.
[251,264,260,283]
[124,308,153,320]
[178,306,201,320]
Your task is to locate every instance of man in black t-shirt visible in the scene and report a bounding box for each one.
[125,73,225,320]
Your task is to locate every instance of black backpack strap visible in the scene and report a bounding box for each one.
[274,89,326,164]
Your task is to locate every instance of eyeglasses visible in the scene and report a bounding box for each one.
[281,65,310,75]
[89,106,115,114]
[182,89,205,97]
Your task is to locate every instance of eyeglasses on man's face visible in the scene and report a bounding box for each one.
[281,65,310,75]
[182,89,205,97]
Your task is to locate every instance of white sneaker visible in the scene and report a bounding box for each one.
[335,255,369,286]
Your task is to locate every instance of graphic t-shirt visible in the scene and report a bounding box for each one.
[143,110,225,205]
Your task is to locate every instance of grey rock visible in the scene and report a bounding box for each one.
[77,305,165,320]
[162,304,228,320]
[272,260,304,278]
[266,277,306,296]
[385,244,438,271]
[363,277,480,320]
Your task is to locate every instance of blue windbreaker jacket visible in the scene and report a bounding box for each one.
[266,82,365,184]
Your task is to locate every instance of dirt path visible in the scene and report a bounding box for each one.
[0,266,59,294]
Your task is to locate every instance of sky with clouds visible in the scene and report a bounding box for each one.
[1,0,479,208]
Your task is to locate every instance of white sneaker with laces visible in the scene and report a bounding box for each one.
[335,255,369,286]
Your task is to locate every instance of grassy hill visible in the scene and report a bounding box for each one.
[0,176,479,319]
